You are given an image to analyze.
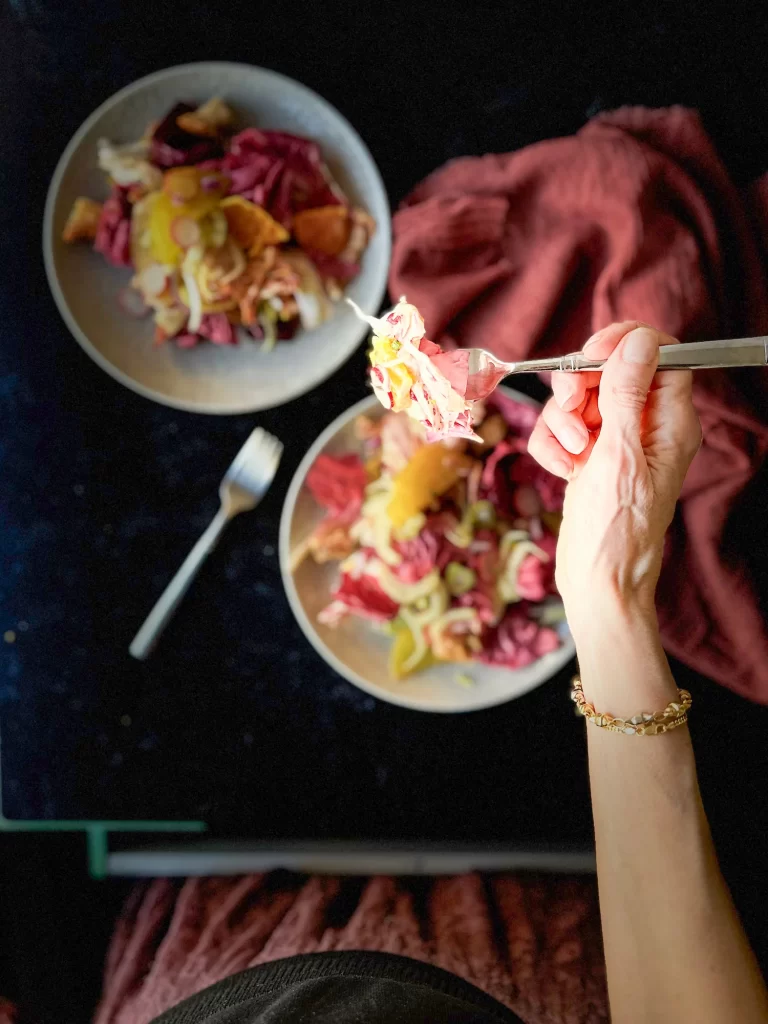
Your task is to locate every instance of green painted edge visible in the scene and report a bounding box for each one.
[0,724,206,876]
[0,817,207,879]
[0,819,207,831]
[0,815,207,880]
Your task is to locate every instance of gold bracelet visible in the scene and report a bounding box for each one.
[570,677,692,735]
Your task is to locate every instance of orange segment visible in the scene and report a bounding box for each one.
[293,205,351,256]
[220,196,289,257]
[388,444,473,529]
[163,167,201,203]
[176,112,219,138]
[62,197,102,243]
[162,167,226,207]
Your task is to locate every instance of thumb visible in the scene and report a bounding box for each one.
[598,326,660,436]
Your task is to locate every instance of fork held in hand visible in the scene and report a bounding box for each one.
[129,427,283,661]
[465,336,768,402]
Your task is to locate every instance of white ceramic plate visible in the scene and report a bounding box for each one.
[279,392,575,713]
[43,63,391,414]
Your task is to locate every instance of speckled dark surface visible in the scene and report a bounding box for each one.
[3,3,768,857]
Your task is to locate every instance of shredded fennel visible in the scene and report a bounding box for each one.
[350,476,401,567]
[367,561,441,605]
[430,606,482,639]
[497,535,549,603]
[397,582,451,675]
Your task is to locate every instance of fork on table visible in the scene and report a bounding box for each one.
[129,427,283,660]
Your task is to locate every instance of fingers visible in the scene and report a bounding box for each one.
[552,321,642,411]
[581,389,601,430]
[528,408,573,478]
[529,399,600,479]
[648,328,688,395]
[542,394,590,454]
[535,321,691,477]
[636,328,697,447]
[653,366,694,415]
[649,366,700,463]
[552,372,588,413]
[597,327,660,436]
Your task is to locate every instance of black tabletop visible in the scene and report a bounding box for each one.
[3,3,768,856]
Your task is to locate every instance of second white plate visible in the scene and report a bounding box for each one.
[280,391,575,713]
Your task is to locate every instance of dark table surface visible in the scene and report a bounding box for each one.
[3,3,768,860]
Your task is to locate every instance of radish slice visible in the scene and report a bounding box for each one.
[118,286,150,318]
[170,217,201,249]
[136,264,170,298]
[175,332,200,349]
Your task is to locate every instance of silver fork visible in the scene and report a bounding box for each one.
[464,336,768,401]
[129,427,283,660]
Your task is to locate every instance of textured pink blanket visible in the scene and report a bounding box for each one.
[93,873,607,1024]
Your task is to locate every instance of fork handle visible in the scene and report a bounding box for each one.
[557,336,768,372]
[129,506,231,660]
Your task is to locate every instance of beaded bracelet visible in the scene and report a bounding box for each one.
[570,677,692,735]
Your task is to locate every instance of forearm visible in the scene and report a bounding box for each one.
[576,601,768,1024]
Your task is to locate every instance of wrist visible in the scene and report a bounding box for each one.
[558,540,664,641]
[564,585,658,649]
[565,593,678,716]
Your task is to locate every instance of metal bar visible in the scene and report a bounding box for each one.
[107,843,596,877]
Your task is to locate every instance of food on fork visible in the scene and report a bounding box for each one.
[350,297,478,442]
[294,396,566,681]
[62,97,375,350]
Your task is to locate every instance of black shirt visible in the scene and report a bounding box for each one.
[152,951,524,1023]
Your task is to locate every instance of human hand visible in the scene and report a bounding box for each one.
[528,323,701,641]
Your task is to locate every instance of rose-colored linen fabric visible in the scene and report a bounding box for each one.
[390,106,768,702]
[93,873,607,1024]
[0,999,17,1024]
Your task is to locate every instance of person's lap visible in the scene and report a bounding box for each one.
[93,872,608,1024]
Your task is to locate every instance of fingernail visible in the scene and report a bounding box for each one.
[553,458,572,477]
[563,422,589,454]
[560,392,581,413]
[622,327,658,364]
[557,377,580,410]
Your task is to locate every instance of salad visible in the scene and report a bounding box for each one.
[62,98,375,349]
[293,397,566,680]
[351,297,476,441]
